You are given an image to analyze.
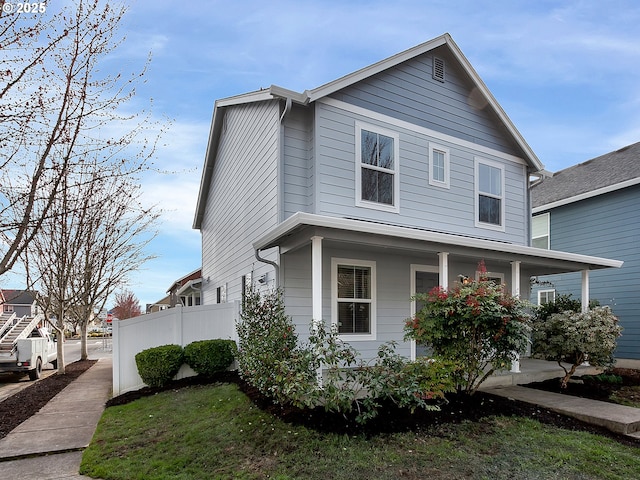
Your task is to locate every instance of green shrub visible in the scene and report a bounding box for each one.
[184,339,237,376]
[237,287,456,424]
[404,262,531,395]
[135,344,185,388]
[531,306,622,388]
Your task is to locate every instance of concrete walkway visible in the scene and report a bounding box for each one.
[484,384,640,439]
[0,357,112,479]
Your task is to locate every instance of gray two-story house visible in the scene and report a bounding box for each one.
[193,34,621,363]
[531,142,640,366]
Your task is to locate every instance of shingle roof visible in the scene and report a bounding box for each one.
[531,142,640,208]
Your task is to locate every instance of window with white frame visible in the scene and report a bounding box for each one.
[538,289,556,305]
[429,143,450,188]
[475,158,504,229]
[355,123,399,212]
[332,258,376,339]
[532,213,550,249]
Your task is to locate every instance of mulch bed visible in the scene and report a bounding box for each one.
[0,360,96,440]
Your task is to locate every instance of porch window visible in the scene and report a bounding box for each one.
[532,213,550,249]
[332,258,376,339]
[538,289,556,305]
[429,143,450,189]
[355,122,399,213]
[475,158,504,230]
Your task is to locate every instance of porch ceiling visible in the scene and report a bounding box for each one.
[254,212,623,276]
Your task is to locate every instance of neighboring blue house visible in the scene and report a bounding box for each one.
[531,142,640,365]
[193,34,621,363]
[0,289,39,318]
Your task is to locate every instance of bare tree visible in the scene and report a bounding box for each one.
[112,290,143,321]
[0,0,160,278]
[68,167,158,360]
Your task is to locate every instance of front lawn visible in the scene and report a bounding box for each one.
[80,381,640,480]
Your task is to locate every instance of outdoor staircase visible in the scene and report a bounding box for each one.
[0,314,42,354]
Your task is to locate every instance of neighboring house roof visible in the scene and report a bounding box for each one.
[193,33,543,230]
[532,142,640,212]
[0,289,36,306]
[166,268,202,294]
[254,212,623,275]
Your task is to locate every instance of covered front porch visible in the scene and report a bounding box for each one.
[254,212,623,366]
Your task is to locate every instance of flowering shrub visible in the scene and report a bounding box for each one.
[531,305,622,388]
[404,265,531,395]
[237,287,456,423]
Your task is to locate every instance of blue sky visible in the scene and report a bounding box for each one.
[9,1,640,309]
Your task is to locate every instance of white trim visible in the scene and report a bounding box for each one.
[355,121,400,213]
[532,177,640,214]
[253,212,624,270]
[428,143,450,189]
[320,97,529,167]
[475,157,506,232]
[331,258,377,341]
[477,271,505,284]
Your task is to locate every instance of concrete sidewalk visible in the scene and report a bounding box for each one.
[0,357,112,479]
[484,384,640,439]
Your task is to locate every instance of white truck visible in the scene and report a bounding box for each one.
[0,313,57,380]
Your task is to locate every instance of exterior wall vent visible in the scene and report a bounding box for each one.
[432,56,445,82]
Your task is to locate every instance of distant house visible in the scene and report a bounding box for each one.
[146,295,171,314]
[531,142,640,365]
[0,289,39,318]
[167,269,202,307]
[193,33,622,363]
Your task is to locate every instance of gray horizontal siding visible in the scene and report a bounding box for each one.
[314,101,528,244]
[532,186,640,359]
[283,105,313,218]
[200,100,281,304]
[330,46,522,157]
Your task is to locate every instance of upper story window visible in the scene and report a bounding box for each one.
[532,213,550,249]
[475,157,505,231]
[355,122,400,213]
[331,258,376,341]
[428,143,450,189]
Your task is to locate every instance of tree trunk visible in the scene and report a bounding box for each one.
[56,307,66,375]
[80,322,88,360]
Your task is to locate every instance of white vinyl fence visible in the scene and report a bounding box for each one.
[112,302,240,396]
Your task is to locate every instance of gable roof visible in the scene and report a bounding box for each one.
[532,141,640,212]
[0,289,36,305]
[194,33,543,229]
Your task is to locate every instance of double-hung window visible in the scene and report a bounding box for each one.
[332,258,376,340]
[356,123,399,213]
[532,213,550,249]
[429,143,450,188]
[475,158,504,230]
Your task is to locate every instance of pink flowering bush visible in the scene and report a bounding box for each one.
[404,263,531,395]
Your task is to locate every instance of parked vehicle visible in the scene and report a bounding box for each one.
[0,313,57,380]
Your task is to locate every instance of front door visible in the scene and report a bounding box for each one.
[410,265,439,360]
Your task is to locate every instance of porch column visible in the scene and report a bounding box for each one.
[311,236,323,323]
[311,236,324,387]
[581,270,590,313]
[510,261,521,373]
[438,252,449,289]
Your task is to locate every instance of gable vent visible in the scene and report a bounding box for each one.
[432,56,445,82]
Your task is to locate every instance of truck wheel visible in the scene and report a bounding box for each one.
[29,358,43,381]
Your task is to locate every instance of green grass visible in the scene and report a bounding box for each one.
[81,382,640,480]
